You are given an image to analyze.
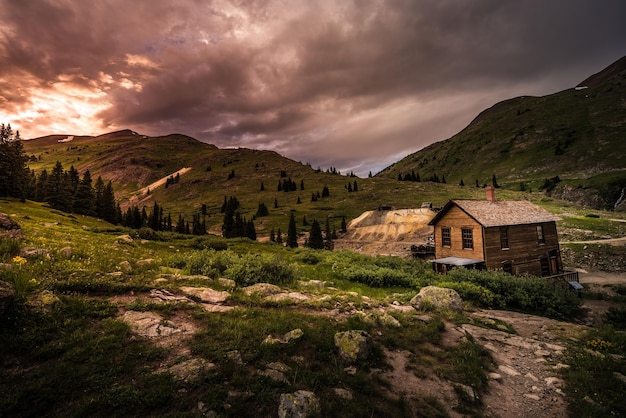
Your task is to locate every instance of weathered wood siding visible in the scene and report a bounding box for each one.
[483,222,561,276]
[433,206,484,260]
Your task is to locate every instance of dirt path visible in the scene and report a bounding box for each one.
[125,167,192,208]
[561,236,626,246]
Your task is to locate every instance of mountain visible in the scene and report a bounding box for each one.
[377,56,626,210]
[25,129,485,235]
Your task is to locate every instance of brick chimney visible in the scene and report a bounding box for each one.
[486,185,496,202]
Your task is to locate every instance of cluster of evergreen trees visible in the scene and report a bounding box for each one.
[220,195,256,239]
[398,170,446,184]
[0,124,31,201]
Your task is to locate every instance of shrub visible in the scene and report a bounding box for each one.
[135,227,163,241]
[226,253,299,286]
[186,249,239,277]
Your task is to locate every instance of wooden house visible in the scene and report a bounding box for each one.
[428,186,565,277]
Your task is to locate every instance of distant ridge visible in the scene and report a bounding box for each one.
[378,55,626,210]
[577,55,626,88]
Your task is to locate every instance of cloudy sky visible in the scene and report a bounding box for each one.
[1,0,625,175]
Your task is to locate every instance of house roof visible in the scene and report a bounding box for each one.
[429,199,561,228]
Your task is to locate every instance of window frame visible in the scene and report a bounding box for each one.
[500,227,509,250]
[441,227,451,248]
[537,224,545,244]
[461,227,474,250]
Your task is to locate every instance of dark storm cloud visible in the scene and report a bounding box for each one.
[1,0,625,175]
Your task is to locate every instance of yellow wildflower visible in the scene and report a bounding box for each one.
[12,256,27,266]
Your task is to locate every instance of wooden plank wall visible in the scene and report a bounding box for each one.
[433,206,484,260]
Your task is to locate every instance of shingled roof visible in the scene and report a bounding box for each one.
[429,199,561,228]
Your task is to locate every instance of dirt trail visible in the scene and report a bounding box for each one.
[561,236,626,246]
[124,167,192,208]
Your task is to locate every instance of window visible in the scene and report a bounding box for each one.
[441,227,451,247]
[462,228,473,249]
[500,228,509,249]
[537,225,545,244]
[502,261,513,274]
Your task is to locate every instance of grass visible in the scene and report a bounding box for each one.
[0,197,624,416]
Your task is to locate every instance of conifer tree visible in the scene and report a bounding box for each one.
[353,180,358,192]
[306,219,324,249]
[341,216,347,233]
[270,228,276,242]
[0,124,29,199]
[492,174,500,188]
[245,219,256,240]
[286,212,298,248]
[324,218,334,250]
[74,170,95,216]
[276,228,283,244]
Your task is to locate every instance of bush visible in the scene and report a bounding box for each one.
[136,227,163,241]
[186,249,239,277]
[188,236,228,251]
[337,265,416,288]
[226,253,299,286]
[439,268,582,319]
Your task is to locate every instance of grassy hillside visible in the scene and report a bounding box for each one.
[378,57,626,208]
[23,129,533,236]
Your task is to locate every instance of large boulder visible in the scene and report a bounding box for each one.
[410,286,463,312]
[278,390,321,418]
[334,330,372,363]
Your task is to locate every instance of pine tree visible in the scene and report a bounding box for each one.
[300,180,305,190]
[306,219,324,249]
[324,218,334,250]
[245,219,257,240]
[286,212,298,248]
[0,124,29,199]
[101,181,117,224]
[492,174,500,188]
[74,170,95,216]
[276,228,283,244]
[341,216,347,233]
[353,180,358,192]
[270,228,276,242]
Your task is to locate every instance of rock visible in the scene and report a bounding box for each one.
[118,261,132,273]
[263,328,304,345]
[534,349,551,357]
[333,388,353,400]
[299,280,325,288]
[267,362,292,373]
[278,390,321,418]
[122,310,192,338]
[0,213,22,239]
[524,393,541,401]
[379,313,402,327]
[498,364,520,376]
[0,281,15,315]
[181,287,230,304]
[116,234,135,246]
[343,366,357,375]
[136,258,156,267]
[243,283,282,297]
[167,358,214,382]
[26,290,60,312]
[218,278,236,289]
[525,373,539,382]
[259,369,289,384]
[334,330,371,363]
[410,286,463,312]
[19,247,51,259]
[226,350,243,364]
[544,377,564,387]
[150,289,188,303]
[266,292,310,303]
[488,372,502,381]
[59,247,73,257]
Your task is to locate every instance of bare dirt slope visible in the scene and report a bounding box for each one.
[334,208,435,256]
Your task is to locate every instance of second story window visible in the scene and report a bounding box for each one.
[441,227,451,247]
[462,228,473,250]
[500,228,509,249]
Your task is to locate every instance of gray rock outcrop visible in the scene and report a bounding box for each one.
[410,286,463,312]
[334,330,371,363]
[278,390,321,418]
